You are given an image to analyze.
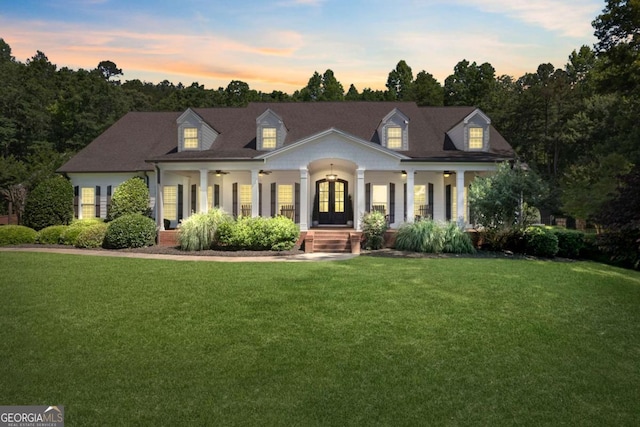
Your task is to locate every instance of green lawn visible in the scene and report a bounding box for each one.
[1,252,639,426]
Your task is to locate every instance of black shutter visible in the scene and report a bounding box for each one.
[271,183,276,217]
[232,183,238,218]
[365,183,371,212]
[294,183,300,224]
[107,185,112,214]
[177,184,184,221]
[428,183,434,219]
[73,186,79,218]
[403,183,407,221]
[191,184,197,213]
[389,183,395,224]
[259,183,263,216]
[214,184,220,208]
[445,185,452,221]
[95,186,101,218]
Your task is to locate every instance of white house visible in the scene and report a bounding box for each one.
[58,102,515,233]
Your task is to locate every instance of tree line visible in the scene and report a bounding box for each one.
[1,0,639,225]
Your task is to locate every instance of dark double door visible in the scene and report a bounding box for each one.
[316,179,347,225]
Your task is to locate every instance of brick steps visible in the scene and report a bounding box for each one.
[307,230,357,253]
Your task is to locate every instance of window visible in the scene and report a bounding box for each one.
[414,185,427,218]
[240,184,252,215]
[183,128,198,149]
[164,186,177,220]
[262,127,277,149]
[278,184,293,212]
[469,127,483,149]
[386,126,402,149]
[319,181,329,213]
[81,187,95,218]
[372,185,387,214]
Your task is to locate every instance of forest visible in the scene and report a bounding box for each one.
[1,0,639,226]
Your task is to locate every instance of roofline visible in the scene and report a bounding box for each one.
[145,157,263,163]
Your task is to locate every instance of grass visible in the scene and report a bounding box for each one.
[1,253,639,426]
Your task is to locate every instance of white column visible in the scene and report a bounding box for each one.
[355,168,365,230]
[456,170,466,227]
[251,169,260,217]
[199,168,208,213]
[433,172,445,222]
[406,168,415,223]
[299,167,309,231]
[157,167,164,230]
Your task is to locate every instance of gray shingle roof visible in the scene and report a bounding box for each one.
[58,102,515,173]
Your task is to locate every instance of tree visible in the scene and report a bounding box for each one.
[469,162,548,230]
[0,38,14,63]
[345,84,360,100]
[96,60,123,81]
[444,60,497,109]
[321,69,344,101]
[413,71,444,106]
[225,80,258,107]
[299,71,322,101]
[22,175,74,230]
[107,177,151,221]
[0,184,27,224]
[386,60,414,100]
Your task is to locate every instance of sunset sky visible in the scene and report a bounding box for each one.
[1,0,604,92]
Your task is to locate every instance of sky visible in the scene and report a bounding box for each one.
[0,0,605,93]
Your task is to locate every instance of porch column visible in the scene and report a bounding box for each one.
[299,167,309,231]
[199,168,209,213]
[406,168,415,223]
[433,171,445,221]
[156,166,164,230]
[251,169,260,217]
[355,168,365,231]
[456,170,466,227]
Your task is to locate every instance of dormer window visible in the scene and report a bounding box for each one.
[386,127,403,149]
[469,127,483,150]
[183,128,199,149]
[262,127,277,149]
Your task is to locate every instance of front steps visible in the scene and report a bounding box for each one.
[304,229,362,254]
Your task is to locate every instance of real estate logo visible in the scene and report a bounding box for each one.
[0,405,64,427]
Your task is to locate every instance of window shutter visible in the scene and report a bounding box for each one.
[73,186,79,218]
[177,184,184,221]
[294,183,300,224]
[428,183,434,219]
[214,184,220,208]
[365,183,371,212]
[270,183,276,217]
[389,183,395,224]
[403,183,407,221]
[259,183,263,216]
[232,183,238,217]
[95,186,101,218]
[190,184,197,213]
[106,185,112,213]
[445,185,452,221]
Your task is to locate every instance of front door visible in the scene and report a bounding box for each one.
[316,179,347,225]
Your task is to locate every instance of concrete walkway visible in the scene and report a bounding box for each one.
[0,246,358,262]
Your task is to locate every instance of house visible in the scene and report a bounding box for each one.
[58,102,515,234]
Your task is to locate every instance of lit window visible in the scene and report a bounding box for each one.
[240,185,252,215]
[81,187,95,218]
[334,181,345,213]
[278,184,293,212]
[319,181,329,213]
[469,127,483,150]
[183,128,198,149]
[164,186,177,220]
[414,185,427,218]
[386,126,402,149]
[262,127,277,149]
[372,185,387,214]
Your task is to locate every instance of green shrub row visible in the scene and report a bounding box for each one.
[0,225,38,246]
[102,214,156,249]
[216,216,299,251]
[395,220,475,254]
[484,226,592,259]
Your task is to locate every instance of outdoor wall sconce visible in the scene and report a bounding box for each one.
[443,171,451,178]
[401,170,407,178]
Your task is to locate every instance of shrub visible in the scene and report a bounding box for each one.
[60,219,104,246]
[362,211,388,250]
[524,226,559,258]
[75,223,108,248]
[107,177,151,221]
[395,220,445,253]
[486,228,526,253]
[0,225,37,246]
[23,175,74,230]
[37,225,69,244]
[551,228,585,259]
[178,209,232,251]
[103,213,156,249]
[442,222,476,254]
[217,216,299,251]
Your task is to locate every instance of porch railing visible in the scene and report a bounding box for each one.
[415,204,433,221]
[280,205,295,220]
[241,204,252,217]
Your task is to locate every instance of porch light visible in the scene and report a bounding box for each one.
[443,171,451,178]
[215,170,228,177]
[326,163,338,181]
[401,170,407,178]
[259,170,271,177]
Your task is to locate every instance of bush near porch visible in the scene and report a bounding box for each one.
[216,216,299,251]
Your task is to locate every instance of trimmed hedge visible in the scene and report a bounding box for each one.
[362,211,388,250]
[551,228,585,259]
[103,213,156,249]
[75,223,108,248]
[60,219,105,246]
[37,225,69,244]
[0,225,37,246]
[217,216,299,251]
[523,226,559,258]
[107,177,151,221]
[23,175,74,231]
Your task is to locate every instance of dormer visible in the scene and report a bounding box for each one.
[257,109,287,151]
[378,108,409,150]
[177,108,218,152]
[447,109,491,152]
